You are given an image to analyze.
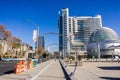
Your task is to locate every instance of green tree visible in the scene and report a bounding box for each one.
[77,55,83,61]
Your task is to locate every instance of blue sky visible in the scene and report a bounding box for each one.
[0,0,120,49]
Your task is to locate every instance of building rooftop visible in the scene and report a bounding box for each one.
[89,27,119,42]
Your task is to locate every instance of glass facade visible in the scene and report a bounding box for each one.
[35,36,44,48]
[58,8,102,56]
[58,14,63,51]
[89,27,119,42]
[72,16,102,53]
[62,8,70,55]
[87,27,120,57]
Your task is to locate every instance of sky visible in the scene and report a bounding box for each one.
[0,0,120,50]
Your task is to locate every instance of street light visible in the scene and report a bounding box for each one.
[26,19,41,78]
[41,32,78,76]
[97,41,101,62]
[26,19,40,57]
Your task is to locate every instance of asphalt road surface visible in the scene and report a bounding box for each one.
[0,61,19,76]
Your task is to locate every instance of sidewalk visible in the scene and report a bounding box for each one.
[65,61,120,80]
[0,59,66,80]
[35,60,66,80]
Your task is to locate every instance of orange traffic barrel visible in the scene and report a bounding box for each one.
[21,64,25,72]
[14,63,20,74]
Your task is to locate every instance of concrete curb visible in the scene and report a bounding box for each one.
[59,60,78,80]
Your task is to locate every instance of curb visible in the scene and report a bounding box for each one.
[59,60,78,80]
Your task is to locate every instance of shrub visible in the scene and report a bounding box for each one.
[77,55,83,61]
[69,56,75,61]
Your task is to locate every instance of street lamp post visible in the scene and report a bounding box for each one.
[39,32,78,75]
[97,42,101,62]
[37,27,39,57]
[26,19,41,78]
[108,45,115,62]
[27,19,40,57]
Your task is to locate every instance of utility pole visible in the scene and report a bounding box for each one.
[37,27,39,57]
[27,19,40,58]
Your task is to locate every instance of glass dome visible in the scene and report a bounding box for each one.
[89,27,119,42]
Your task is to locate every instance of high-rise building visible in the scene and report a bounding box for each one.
[58,11,63,52]
[35,36,44,48]
[58,8,102,57]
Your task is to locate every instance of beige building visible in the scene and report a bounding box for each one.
[0,39,29,58]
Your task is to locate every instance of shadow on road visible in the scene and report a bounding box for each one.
[4,70,14,74]
[0,70,14,76]
[59,60,71,80]
[98,66,120,70]
[100,77,120,80]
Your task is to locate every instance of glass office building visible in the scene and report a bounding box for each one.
[58,8,102,56]
[35,36,44,48]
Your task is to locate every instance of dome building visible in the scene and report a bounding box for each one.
[87,27,120,57]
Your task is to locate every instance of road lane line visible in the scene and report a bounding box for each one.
[31,60,53,80]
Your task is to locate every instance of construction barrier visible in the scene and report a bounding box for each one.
[27,60,31,69]
[14,60,24,74]
[14,63,20,74]
[14,59,38,74]
[21,60,25,72]
[31,60,34,68]
[33,59,38,67]
[27,59,35,69]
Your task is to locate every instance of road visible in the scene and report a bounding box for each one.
[0,59,120,80]
[0,59,67,80]
[0,61,18,76]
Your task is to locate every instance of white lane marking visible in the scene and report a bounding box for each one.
[31,61,53,80]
